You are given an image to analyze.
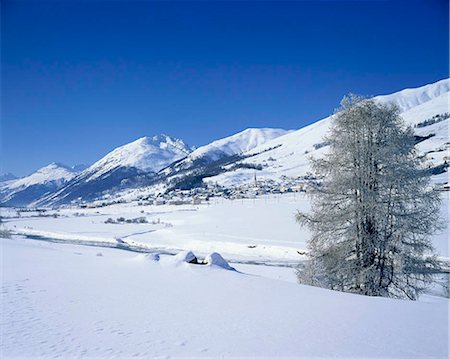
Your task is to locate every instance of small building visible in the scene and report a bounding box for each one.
[153,198,166,206]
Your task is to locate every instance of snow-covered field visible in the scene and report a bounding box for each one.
[4,194,314,264]
[2,237,449,358]
[1,193,449,357]
[3,193,448,263]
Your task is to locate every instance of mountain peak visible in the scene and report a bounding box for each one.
[84,135,191,179]
[7,162,78,191]
[44,162,74,171]
[127,135,190,151]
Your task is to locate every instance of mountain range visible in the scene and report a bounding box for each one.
[1,78,448,207]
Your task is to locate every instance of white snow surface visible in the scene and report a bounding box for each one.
[84,135,191,180]
[4,193,448,264]
[170,250,198,265]
[1,236,448,358]
[4,195,314,263]
[2,192,448,357]
[204,252,235,270]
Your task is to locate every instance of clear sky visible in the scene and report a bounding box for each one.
[1,0,448,176]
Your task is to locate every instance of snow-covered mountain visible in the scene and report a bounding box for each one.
[0,163,80,207]
[86,135,191,181]
[204,79,449,188]
[162,128,289,175]
[37,130,290,206]
[5,79,448,207]
[10,163,77,189]
[149,127,291,193]
[35,135,192,206]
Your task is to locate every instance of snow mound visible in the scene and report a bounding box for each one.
[172,250,199,265]
[204,252,235,271]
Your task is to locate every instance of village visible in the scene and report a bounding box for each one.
[130,175,309,207]
[64,175,311,210]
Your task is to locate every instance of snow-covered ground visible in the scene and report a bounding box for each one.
[3,193,448,263]
[3,194,313,264]
[1,193,449,357]
[2,236,448,358]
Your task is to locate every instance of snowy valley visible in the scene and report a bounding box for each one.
[1,78,449,358]
[1,190,449,357]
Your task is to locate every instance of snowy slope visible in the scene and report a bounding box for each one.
[403,92,449,185]
[182,128,288,163]
[205,78,449,187]
[0,163,79,207]
[375,77,450,112]
[2,237,448,358]
[204,118,333,187]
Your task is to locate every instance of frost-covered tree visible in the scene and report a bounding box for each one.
[297,95,443,300]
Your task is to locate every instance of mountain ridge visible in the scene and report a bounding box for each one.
[203,78,450,187]
[2,78,448,207]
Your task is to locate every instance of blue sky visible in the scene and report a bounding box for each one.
[2,0,448,176]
